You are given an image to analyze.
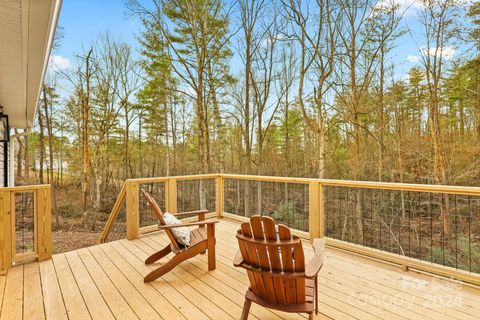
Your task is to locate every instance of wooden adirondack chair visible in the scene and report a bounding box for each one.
[234,216,325,320]
[142,190,218,283]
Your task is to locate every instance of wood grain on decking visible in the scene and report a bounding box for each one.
[0,218,479,320]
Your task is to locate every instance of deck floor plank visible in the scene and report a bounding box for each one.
[0,273,7,316]
[1,219,479,320]
[97,243,186,320]
[64,251,114,320]
[39,260,68,320]
[23,263,45,320]
[51,254,91,320]
[1,265,23,320]
[322,251,480,319]
[121,238,235,319]
[76,248,139,320]
[87,245,162,320]
[109,240,210,320]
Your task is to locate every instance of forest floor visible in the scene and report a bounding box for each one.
[51,185,114,253]
[15,219,105,254]
[53,222,103,254]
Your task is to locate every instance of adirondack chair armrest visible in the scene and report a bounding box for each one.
[305,238,326,279]
[158,220,218,230]
[171,209,209,217]
[233,250,243,267]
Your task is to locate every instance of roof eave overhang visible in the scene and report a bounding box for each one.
[0,0,63,129]
[23,0,63,129]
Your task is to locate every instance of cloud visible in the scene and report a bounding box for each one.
[373,0,424,17]
[406,46,457,64]
[49,55,71,71]
[396,0,424,14]
[406,54,420,63]
[401,73,410,82]
[420,46,457,60]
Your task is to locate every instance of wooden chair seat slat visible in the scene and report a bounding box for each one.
[190,227,207,246]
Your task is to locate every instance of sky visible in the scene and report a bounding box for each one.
[53,0,142,68]
[52,0,470,84]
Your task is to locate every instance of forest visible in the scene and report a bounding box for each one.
[10,0,480,253]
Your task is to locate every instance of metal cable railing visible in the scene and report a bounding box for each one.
[139,182,165,228]
[97,174,480,285]
[324,186,480,273]
[14,191,35,254]
[177,178,215,214]
[105,200,127,242]
[223,178,309,232]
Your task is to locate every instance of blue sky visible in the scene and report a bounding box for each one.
[54,0,142,65]
[53,1,467,83]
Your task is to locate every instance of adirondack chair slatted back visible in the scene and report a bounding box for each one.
[142,191,181,252]
[236,216,306,305]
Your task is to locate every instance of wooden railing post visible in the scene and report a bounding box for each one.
[36,187,52,261]
[215,176,224,217]
[0,191,12,272]
[126,181,139,240]
[166,178,177,213]
[319,183,325,238]
[309,181,324,240]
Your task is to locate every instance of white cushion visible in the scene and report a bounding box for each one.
[163,212,191,246]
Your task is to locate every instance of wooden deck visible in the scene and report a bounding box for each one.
[1,218,480,320]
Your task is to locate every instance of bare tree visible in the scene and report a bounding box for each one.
[419,0,462,233]
[281,0,340,179]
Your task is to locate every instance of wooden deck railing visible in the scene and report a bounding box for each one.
[0,185,52,272]
[100,174,480,286]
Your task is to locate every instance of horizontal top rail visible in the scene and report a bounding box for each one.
[0,185,51,192]
[124,173,480,195]
[222,174,480,196]
[316,178,480,195]
[126,174,221,184]
[221,174,313,184]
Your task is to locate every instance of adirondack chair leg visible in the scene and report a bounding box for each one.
[144,258,179,282]
[207,223,216,270]
[145,244,172,264]
[144,243,207,282]
[315,275,318,314]
[200,213,207,254]
[240,298,251,320]
[198,213,207,254]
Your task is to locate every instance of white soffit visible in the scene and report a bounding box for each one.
[0,0,62,128]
